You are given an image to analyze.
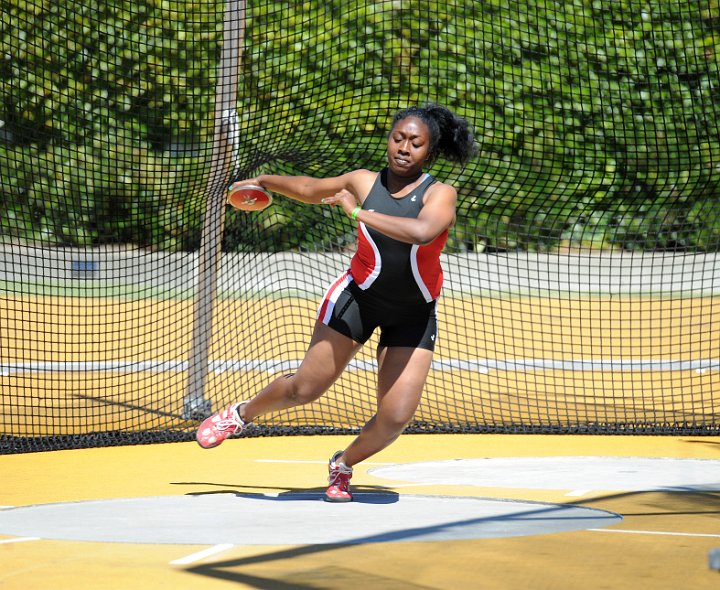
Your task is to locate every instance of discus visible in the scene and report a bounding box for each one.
[227,183,273,211]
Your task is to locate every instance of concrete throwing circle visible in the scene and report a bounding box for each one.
[0,492,621,545]
[368,457,720,492]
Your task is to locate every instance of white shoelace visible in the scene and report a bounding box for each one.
[328,462,353,485]
[214,406,245,433]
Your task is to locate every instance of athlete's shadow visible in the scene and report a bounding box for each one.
[181,486,399,504]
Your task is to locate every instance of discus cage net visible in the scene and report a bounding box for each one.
[1,0,719,453]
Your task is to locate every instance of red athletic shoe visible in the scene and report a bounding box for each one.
[325,451,353,502]
[196,403,248,449]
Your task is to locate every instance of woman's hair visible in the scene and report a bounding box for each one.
[391,104,478,166]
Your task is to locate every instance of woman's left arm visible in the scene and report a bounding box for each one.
[325,183,457,245]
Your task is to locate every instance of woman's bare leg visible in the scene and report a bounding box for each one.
[239,321,362,422]
[337,345,433,467]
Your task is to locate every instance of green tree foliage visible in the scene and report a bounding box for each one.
[0,0,218,249]
[1,0,719,252]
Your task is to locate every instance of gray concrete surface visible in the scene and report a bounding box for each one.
[0,492,622,545]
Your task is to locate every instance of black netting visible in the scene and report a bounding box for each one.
[2,0,719,453]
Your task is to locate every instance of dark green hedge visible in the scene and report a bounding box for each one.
[1,0,720,252]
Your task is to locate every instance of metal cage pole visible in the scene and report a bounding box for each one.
[183,0,245,420]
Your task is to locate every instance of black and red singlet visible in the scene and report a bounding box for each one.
[349,168,446,305]
[315,169,446,349]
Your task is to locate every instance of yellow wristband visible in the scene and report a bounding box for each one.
[351,206,361,221]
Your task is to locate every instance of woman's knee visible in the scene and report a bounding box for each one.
[283,374,325,405]
[376,404,414,433]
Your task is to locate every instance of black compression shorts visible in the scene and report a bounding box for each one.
[317,278,438,351]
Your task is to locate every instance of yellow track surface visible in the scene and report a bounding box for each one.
[2,434,719,590]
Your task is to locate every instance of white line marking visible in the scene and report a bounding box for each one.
[255,459,326,465]
[565,490,591,497]
[170,544,235,565]
[380,483,437,488]
[590,528,720,539]
[0,537,40,544]
[2,358,718,375]
[254,459,393,465]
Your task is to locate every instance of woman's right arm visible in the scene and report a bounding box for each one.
[234,170,375,205]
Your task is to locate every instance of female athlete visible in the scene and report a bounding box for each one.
[196,103,477,502]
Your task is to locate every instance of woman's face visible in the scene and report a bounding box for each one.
[387,116,432,177]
